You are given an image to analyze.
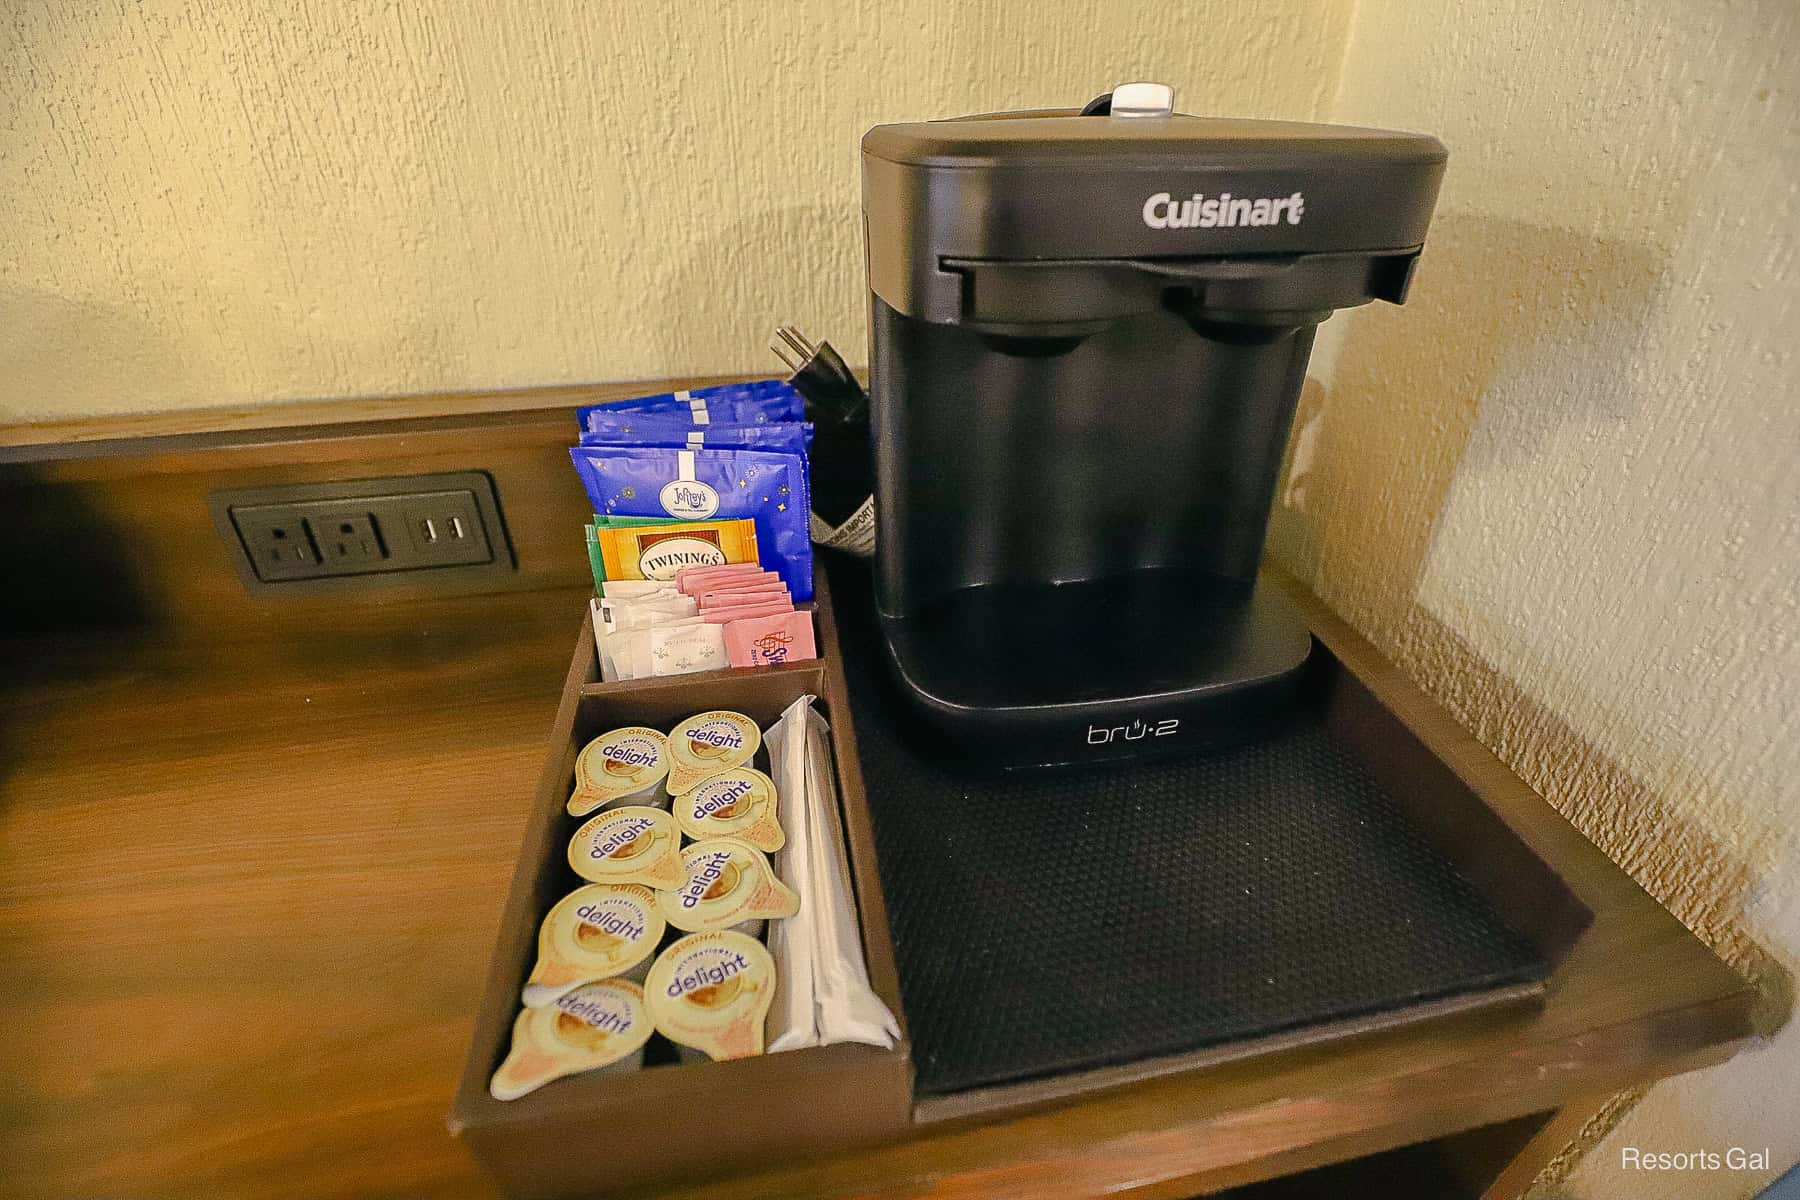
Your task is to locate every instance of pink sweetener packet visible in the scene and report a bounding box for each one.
[674,562,765,588]
[699,600,795,623]
[676,566,779,597]
[700,583,789,609]
[723,611,817,668]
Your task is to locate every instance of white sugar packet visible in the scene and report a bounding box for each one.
[600,593,698,633]
[597,579,679,599]
[647,622,727,677]
[598,615,703,681]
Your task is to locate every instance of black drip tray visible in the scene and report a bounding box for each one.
[828,561,1548,1099]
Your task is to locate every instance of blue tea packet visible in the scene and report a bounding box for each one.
[571,445,813,600]
[577,381,802,428]
[578,412,813,456]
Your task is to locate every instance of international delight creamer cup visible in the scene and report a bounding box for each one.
[664,711,761,796]
[656,837,799,940]
[567,806,684,890]
[646,930,776,1062]
[522,883,666,1006]
[490,978,653,1100]
[671,767,785,852]
[568,727,670,817]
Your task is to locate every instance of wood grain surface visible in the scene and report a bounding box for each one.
[0,396,1762,1200]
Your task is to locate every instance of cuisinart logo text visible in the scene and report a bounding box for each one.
[1142,190,1305,229]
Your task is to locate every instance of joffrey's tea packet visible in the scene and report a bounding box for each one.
[570,446,813,601]
[665,710,761,795]
[579,412,813,457]
[578,381,804,427]
[490,979,654,1100]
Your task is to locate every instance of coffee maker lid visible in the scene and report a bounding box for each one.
[862,110,1445,172]
[862,87,1447,323]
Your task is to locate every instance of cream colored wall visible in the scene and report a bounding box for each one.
[1272,0,1799,1195]
[0,0,1350,421]
[9,0,1799,1191]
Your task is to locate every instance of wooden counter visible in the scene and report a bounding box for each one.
[0,395,1762,1200]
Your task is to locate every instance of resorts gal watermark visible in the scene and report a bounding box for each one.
[1619,1146,1772,1172]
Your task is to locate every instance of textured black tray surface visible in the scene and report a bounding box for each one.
[827,562,1548,1098]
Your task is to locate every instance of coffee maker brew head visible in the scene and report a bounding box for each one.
[861,86,1445,768]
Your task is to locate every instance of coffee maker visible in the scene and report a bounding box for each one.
[861,84,1445,768]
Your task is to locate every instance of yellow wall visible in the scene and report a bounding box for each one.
[0,0,1349,421]
[1270,0,1799,1193]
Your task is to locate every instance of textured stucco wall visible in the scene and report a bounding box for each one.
[1270,1,1799,1195]
[0,0,1350,421]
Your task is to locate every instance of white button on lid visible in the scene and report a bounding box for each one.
[1110,82,1174,119]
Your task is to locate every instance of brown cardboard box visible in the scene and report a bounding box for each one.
[450,583,911,1200]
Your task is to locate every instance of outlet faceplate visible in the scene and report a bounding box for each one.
[210,472,514,593]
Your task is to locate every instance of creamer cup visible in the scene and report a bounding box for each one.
[672,768,785,852]
[569,727,670,817]
[646,930,776,1061]
[657,837,799,936]
[567,806,684,889]
[522,883,666,1006]
[665,710,761,795]
[489,979,652,1100]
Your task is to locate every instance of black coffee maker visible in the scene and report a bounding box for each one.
[860,84,1445,768]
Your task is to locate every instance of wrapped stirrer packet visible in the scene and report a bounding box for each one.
[762,696,900,1053]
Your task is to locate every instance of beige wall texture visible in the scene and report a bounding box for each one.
[0,0,1349,421]
[1270,0,1799,1195]
[7,0,1800,1194]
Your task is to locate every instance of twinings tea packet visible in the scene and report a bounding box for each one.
[657,837,799,934]
[646,930,777,1061]
[522,883,666,1007]
[594,519,759,583]
[569,728,670,817]
[672,768,785,852]
[568,806,684,889]
[666,710,761,795]
[489,979,653,1100]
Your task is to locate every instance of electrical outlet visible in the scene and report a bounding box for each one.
[233,507,325,580]
[210,472,513,593]
[309,510,386,570]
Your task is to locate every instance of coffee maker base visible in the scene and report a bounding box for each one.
[878,570,1314,770]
